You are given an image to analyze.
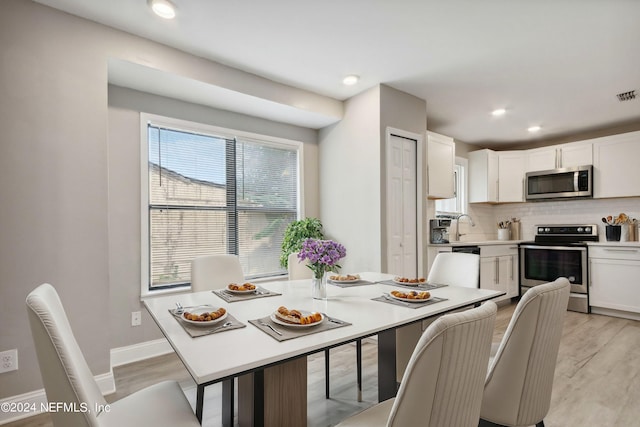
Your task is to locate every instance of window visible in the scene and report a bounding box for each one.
[435,157,468,216]
[141,115,300,293]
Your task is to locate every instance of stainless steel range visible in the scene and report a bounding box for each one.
[520,224,598,313]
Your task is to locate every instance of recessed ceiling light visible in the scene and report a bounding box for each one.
[491,108,506,116]
[528,125,542,133]
[149,0,176,19]
[343,75,359,86]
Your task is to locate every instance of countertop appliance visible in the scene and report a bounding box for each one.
[525,165,593,201]
[430,219,451,244]
[520,224,598,313]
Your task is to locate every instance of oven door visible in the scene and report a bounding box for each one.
[520,244,587,294]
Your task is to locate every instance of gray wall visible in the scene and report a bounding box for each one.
[0,0,325,398]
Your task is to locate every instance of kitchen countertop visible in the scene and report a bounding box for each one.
[588,241,640,247]
[429,240,640,247]
[428,240,524,247]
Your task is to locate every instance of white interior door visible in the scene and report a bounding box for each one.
[386,134,417,277]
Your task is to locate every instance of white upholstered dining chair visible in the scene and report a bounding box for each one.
[287,251,312,279]
[396,252,480,381]
[191,253,244,291]
[479,277,570,427]
[26,283,200,427]
[337,300,497,427]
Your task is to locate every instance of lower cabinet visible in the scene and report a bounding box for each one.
[589,246,640,315]
[479,245,519,302]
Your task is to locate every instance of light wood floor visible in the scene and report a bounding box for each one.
[8,302,640,427]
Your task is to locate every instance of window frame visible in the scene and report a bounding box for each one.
[140,113,304,297]
[435,156,468,216]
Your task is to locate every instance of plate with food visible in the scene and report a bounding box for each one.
[226,282,257,294]
[181,307,228,326]
[270,306,324,328]
[388,290,432,303]
[392,276,427,286]
[329,274,361,284]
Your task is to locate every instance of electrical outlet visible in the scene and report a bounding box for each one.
[0,349,18,373]
[131,311,141,327]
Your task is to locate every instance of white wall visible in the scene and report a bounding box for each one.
[319,86,382,272]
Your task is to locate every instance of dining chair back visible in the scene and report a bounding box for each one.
[428,252,480,288]
[191,254,244,292]
[479,277,570,427]
[337,300,497,427]
[26,283,200,427]
[397,251,481,381]
[287,252,312,280]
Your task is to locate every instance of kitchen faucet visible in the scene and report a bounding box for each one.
[454,214,475,241]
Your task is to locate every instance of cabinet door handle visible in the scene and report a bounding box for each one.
[510,256,514,280]
[558,148,563,168]
[602,248,638,253]
[494,258,499,284]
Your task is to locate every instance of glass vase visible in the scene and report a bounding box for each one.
[312,273,327,300]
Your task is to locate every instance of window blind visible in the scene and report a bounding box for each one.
[146,125,298,289]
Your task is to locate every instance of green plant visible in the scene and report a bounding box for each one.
[280,217,324,268]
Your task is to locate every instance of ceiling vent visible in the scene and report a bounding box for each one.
[616,90,636,102]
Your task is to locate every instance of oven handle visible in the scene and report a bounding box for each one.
[520,244,587,252]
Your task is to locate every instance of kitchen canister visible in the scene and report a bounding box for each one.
[509,221,521,240]
[620,223,638,242]
[497,228,510,241]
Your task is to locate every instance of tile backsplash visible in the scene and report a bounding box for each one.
[459,197,640,242]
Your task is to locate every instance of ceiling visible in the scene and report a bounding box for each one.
[35,0,640,146]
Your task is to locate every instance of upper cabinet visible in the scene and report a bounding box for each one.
[468,130,640,203]
[526,140,593,172]
[498,151,526,202]
[593,131,640,198]
[469,149,525,203]
[469,149,498,203]
[427,131,455,199]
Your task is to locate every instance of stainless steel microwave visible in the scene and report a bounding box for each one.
[525,165,593,201]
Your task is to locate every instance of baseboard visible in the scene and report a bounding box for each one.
[110,337,173,367]
[0,372,114,425]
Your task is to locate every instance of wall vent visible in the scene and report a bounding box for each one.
[616,90,636,101]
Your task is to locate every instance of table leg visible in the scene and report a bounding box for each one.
[378,328,398,402]
[196,383,205,424]
[356,339,363,401]
[238,358,307,427]
[325,348,330,399]
[222,379,234,427]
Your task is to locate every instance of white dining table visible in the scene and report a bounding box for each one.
[143,272,504,426]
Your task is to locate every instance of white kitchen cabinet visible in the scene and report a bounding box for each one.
[589,245,640,317]
[469,149,498,203]
[427,131,455,199]
[592,131,640,198]
[469,149,524,203]
[526,141,593,172]
[479,244,519,302]
[498,151,525,202]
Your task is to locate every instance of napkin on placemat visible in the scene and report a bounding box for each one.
[372,295,448,309]
[169,308,246,338]
[328,280,376,288]
[212,287,281,303]
[249,314,351,342]
[377,280,448,291]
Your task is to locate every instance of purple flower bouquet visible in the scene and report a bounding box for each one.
[298,238,347,279]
